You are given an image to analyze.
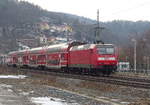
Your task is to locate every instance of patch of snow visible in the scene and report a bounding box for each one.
[0,75,27,79]
[98,96,109,99]
[0,84,12,88]
[29,91,34,94]
[120,101,130,104]
[20,91,34,96]
[7,89,13,92]
[18,89,22,92]
[56,37,67,41]
[31,97,68,105]
[20,92,29,96]
[111,99,120,102]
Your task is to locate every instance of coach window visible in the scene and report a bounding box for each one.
[38,55,46,61]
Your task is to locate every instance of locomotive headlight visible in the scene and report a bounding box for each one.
[109,57,115,60]
[98,57,105,60]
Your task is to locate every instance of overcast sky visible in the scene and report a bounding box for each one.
[22,0,150,22]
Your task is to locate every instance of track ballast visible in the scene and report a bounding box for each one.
[3,66,150,89]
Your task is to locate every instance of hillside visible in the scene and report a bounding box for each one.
[0,0,150,53]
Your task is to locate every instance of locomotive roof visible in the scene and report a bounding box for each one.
[70,43,114,51]
[47,43,68,49]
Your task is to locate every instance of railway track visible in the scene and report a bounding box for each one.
[109,75,150,83]
[2,66,150,89]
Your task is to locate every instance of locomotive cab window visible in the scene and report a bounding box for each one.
[96,46,114,54]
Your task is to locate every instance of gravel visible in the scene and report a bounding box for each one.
[0,66,150,105]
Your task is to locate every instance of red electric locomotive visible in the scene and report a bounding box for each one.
[69,43,117,75]
[7,41,117,75]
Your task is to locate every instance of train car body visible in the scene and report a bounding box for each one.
[7,51,19,66]
[69,44,117,74]
[22,50,29,66]
[7,42,118,75]
[28,47,46,67]
[7,43,71,69]
[46,43,69,69]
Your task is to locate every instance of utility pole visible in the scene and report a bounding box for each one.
[96,9,100,42]
[95,9,105,44]
[132,39,136,73]
[146,56,149,75]
[134,40,137,73]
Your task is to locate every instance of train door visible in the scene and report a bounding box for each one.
[29,55,37,67]
[23,55,29,66]
[60,52,68,67]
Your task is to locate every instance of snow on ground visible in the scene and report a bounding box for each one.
[20,91,34,96]
[0,75,27,79]
[20,92,30,96]
[0,84,12,88]
[7,89,13,92]
[31,97,68,105]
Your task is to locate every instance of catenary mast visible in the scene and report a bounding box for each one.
[95,9,104,44]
